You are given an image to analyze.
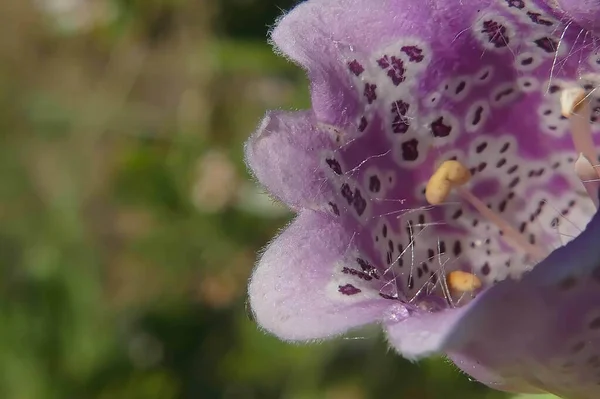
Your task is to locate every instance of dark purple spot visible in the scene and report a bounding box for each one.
[481,262,491,276]
[382,224,388,237]
[342,267,373,281]
[481,20,509,48]
[452,209,463,219]
[477,162,487,172]
[519,222,527,233]
[548,85,561,94]
[341,183,353,204]
[391,100,410,133]
[369,175,381,193]
[500,142,510,153]
[529,234,535,245]
[353,188,366,216]
[558,276,577,291]
[356,258,379,279]
[397,245,404,267]
[589,317,600,330]
[455,81,467,94]
[453,241,462,256]
[479,71,490,81]
[401,139,419,161]
[388,240,394,252]
[527,11,553,26]
[430,272,438,284]
[358,116,368,132]
[326,158,342,175]
[494,87,515,102]
[439,241,446,254]
[417,267,423,278]
[401,45,424,62]
[364,83,377,104]
[499,200,507,212]
[476,142,488,153]
[534,37,558,53]
[377,55,406,85]
[339,284,361,295]
[520,57,534,66]
[505,0,524,8]
[508,177,520,188]
[496,158,507,167]
[348,59,364,76]
[507,165,518,174]
[543,109,552,115]
[379,293,397,300]
[427,249,435,260]
[551,217,559,228]
[472,106,484,126]
[430,116,452,138]
[329,202,340,216]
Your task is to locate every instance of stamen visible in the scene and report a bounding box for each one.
[426,161,546,260]
[561,87,599,178]
[575,153,600,209]
[425,160,470,205]
[446,270,482,293]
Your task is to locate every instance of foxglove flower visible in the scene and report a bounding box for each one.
[245,0,600,397]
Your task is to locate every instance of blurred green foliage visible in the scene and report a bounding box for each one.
[0,1,559,398]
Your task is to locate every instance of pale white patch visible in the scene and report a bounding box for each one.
[327,261,380,303]
[424,91,442,108]
[587,52,600,71]
[515,51,544,71]
[538,101,569,137]
[517,76,540,93]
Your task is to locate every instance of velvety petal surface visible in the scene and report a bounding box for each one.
[251,0,600,396]
[271,0,600,314]
[432,207,600,398]
[245,110,334,210]
[248,210,392,341]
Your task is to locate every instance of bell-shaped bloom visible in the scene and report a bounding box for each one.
[245,0,600,397]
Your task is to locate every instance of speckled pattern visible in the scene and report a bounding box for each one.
[245,0,600,397]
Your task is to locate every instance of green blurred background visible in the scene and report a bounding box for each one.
[0,1,554,398]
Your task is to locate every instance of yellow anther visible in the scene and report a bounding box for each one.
[425,160,471,205]
[447,271,482,293]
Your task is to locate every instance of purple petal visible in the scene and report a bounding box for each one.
[245,110,334,210]
[248,210,391,341]
[435,208,600,397]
